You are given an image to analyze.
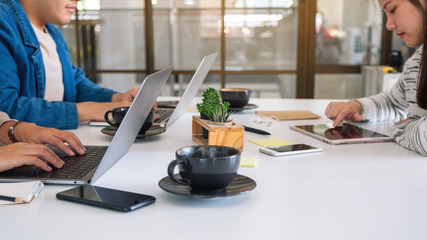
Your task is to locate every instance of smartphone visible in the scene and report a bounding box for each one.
[259,144,323,157]
[88,121,109,127]
[56,185,155,212]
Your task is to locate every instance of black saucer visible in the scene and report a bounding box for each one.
[101,125,166,139]
[158,174,256,199]
[228,103,259,112]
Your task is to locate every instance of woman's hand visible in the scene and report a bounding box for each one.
[0,143,64,172]
[395,118,415,125]
[13,122,86,156]
[325,100,364,127]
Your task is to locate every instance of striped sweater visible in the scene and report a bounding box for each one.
[357,46,427,156]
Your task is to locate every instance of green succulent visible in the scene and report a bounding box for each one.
[209,102,233,122]
[197,87,232,123]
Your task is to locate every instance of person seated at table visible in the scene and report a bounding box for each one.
[325,0,427,156]
[0,111,85,173]
[0,0,142,130]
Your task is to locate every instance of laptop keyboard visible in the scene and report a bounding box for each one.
[154,108,173,124]
[25,146,107,179]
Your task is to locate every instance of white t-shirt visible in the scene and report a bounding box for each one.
[32,24,64,101]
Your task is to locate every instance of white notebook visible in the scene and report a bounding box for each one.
[0,181,44,205]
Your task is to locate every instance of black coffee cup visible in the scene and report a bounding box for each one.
[167,145,241,191]
[104,107,155,134]
[220,88,251,108]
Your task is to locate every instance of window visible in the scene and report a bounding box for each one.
[63,0,390,99]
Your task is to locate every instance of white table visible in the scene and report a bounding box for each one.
[2,98,427,240]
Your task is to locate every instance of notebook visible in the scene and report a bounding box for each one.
[256,110,321,121]
[290,123,394,145]
[153,53,218,129]
[0,67,173,184]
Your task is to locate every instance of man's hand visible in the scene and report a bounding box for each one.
[76,101,131,123]
[111,87,139,102]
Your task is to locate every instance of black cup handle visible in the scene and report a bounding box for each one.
[167,160,189,185]
[104,110,115,126]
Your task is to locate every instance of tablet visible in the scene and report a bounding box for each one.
[290,123,394,144]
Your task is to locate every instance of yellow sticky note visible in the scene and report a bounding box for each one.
[240,157,257,168]
[249,138,291,147]
[186,107,195,112]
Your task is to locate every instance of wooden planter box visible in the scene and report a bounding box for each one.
[192,116,244,151]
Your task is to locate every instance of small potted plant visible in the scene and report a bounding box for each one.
[197,88,232,128]
[192,88,244,150]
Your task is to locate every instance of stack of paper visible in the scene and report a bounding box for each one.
[240,157,257,168]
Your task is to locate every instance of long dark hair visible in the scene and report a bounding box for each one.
[412,0,427,109]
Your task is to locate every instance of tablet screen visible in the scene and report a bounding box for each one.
[295,123,389,140]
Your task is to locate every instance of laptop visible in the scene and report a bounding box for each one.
[0,67,173,184]
[153,53,218,129]
[290,123,394,145]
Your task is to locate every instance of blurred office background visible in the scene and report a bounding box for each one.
[61,0,415,99]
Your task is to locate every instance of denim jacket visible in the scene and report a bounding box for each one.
[0,0,117,129]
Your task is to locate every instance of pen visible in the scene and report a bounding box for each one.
[243,125,271,135]
[0,195,22,203]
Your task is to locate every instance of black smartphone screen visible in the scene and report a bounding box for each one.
[56,185,155,212]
